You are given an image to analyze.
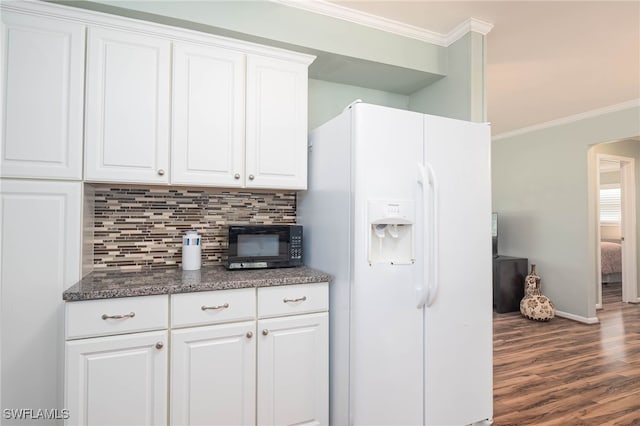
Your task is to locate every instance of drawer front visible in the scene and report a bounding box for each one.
[171,288,256,328]
[65,295,168,340]
[258,282,328,319]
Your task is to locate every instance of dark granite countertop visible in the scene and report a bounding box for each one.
[63,265,332,302]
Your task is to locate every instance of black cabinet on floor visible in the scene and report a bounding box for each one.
[493,256,528,313]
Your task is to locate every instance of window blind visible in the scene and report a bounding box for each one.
[600,185,621,224]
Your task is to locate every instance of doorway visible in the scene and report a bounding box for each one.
[595,153,638,307]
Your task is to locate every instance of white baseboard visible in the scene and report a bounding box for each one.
[555,310,600,324]
[595,303,603,310]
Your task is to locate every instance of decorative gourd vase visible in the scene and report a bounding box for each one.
[520,264,555,321]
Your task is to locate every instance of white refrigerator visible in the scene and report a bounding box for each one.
[298,102,493,426]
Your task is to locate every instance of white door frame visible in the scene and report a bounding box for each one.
[619,157,638,303]
[595,153,638,307]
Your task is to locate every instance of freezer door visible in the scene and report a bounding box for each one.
[350,103,425,426]
[423,115,493,425]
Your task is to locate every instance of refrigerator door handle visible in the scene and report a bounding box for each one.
[425,162,439,307]
[417,162,440,308]
[416,163,430,308]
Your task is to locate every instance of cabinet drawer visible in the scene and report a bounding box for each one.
[258,282,328,319]
[65,295,168,340]
[171,288,256,328]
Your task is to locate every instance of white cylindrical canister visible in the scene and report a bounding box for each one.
[182,230,202,270]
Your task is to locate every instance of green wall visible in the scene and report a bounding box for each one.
[58,0,485,121]
[492,104,640,321]
[60,0,444,76]
[308,79,409,130]
[408,32,486,122]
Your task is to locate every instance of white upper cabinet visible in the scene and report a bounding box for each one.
[171,42,245,187]
[1,11,85,180]
[84,26,170,184]
[2,1,314,189]
[246,55,309,190]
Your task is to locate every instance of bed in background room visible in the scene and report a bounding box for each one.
[601,240,622,283]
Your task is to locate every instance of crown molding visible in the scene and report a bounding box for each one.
[493,99,640,141]
[445,18,494,46]
[271,0,492,47]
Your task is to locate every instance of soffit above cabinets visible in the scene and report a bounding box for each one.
[52,0,452,95]
[309,52,444,95]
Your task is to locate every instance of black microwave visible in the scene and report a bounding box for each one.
[226,225,303,270]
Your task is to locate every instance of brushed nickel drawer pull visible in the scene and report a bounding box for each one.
[101,312,135,320]
[201,303,229,311]
[283,296,307,303]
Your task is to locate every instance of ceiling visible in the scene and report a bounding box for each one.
[326,1,640,136]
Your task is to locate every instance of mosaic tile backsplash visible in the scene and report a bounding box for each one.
[91,185,297,271]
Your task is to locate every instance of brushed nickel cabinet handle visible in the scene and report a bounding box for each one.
[262,329,269,336]
[155,341,164,350]
[201,303,229,311]
[283,296,307,303]
[248,174,255,180]
[101,312,135,320]
[157,169,165,176]
[234,173,240,180]
[246,331,253,339]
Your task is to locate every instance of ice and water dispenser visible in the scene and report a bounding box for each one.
[368,200,415,265]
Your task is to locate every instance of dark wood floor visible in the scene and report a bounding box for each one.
[493,294,640,425]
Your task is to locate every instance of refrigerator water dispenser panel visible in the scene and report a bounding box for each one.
[368,200,415,265]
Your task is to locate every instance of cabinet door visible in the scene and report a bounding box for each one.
[1,12,84,179]
[257,313,328,426]
[85,27,170,183]
[172,42,245,187]
[0,179,81,416]
[65,330,168,426]
[246,55,308,190]
[171,321,256,426]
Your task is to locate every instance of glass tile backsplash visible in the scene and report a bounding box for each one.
[90,184,296,271]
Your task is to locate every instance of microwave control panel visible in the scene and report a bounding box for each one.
[290,226,303,261]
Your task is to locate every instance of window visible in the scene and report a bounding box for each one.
[600,184,621,224]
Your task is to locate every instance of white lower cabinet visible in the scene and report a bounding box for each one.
[64,295,169,426]
[257,312,329,426]
[171,321,257,426]
[65,330,169,426]
[65,283,328,426]
[170,287,257,426]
